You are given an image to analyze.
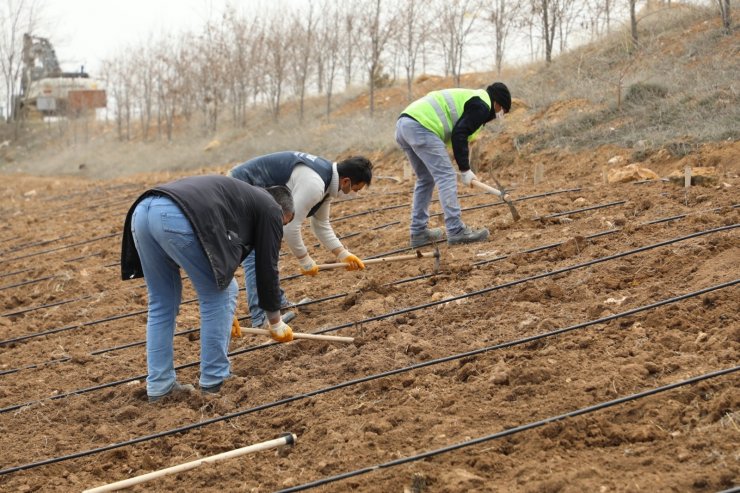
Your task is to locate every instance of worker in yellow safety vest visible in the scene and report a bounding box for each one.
[396,82,511,247]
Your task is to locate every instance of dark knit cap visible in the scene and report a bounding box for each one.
[487,82,511,113]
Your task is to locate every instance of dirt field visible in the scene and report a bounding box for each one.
[0,134,738,492]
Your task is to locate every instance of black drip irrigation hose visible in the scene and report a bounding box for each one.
[532,200,625,221]
[330,191,487,223]
[0,233,74,256]
[15,203,672,342]
[0,280,735,474]
[278,220,400,259]
[2,196,734,329]
[0,208,468,339]
[276,366,740,492]
[0,220,735,413]
[0,308,148,347]
[0,271,439,376]
[64,252,104,263]
[715,487,740,493]
[0,267,31,280]
[40,183,139,204]
[0,233,117,265]
[26,187,575,273]
[74,207,660,360]
[427,187,582,221]
[473,204,740,267]
[55,193,136,212]
[2,195,138,259]
[1,296,94,318]
[2,209,736,357]
[0,275,56,292]
[1,216,736,361]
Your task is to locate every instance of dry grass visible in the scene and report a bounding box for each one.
[511,4,739,154]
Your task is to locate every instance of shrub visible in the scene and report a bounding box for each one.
[624,82,669,105]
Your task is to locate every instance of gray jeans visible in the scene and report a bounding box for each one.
[395,117,464,235]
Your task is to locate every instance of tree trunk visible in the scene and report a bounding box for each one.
[718,0,731,33]
[630,0,638,51]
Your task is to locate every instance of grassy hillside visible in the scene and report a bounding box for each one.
[0,3,737,180]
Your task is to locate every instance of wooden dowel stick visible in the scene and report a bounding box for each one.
[244,327,354,343]
[83,434,297,493]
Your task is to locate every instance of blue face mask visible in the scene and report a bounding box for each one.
[496,109,505,121]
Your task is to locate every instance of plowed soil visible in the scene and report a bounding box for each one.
[1,138,738,492]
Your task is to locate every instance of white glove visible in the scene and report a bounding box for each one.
[461,170,477,187]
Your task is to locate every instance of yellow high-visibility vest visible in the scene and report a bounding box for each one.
[403,88,491,144]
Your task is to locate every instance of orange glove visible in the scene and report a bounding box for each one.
[231,316,242,338]
[298,255,319,276]
[338,250,365,271]
[269,320,294,343]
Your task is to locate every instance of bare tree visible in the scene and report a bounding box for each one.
[149,36,186,142]
[629,0,639,51]
[194,20,230,134]
[223,7,262,127]
[0,0,44,123]
[584,0,615,39]
[104,55,134,141]
[317,0,342,118]
[341,9,358,90]
[716,0,731,34]
[535,0,559,64]
[264,16,291,121]
[357,0,397,115]
[556,0,582,54]
[488,0,522,74]
[288,2,317,122]
[395,0,431,101]
[132,44,155,141]
[436,0,483,85]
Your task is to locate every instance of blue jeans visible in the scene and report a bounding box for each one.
[395,117,465,235]
[242,250,289,327]
[131,195,237,397]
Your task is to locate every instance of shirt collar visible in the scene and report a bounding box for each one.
[328,162,339,199]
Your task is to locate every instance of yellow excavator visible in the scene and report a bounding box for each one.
[14,33,106,119]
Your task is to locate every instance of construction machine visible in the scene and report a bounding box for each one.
[14,33,106,119]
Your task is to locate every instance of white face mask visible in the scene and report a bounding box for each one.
[339,190,357,199]
[496,110,505,121]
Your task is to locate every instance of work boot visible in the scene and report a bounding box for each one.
[448,225,489,245]
[201,381,223,395]
[410,227,444,248]
[148,382,195,403]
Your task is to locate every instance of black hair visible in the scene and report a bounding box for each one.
[265,185,294,215]
[337,156,373,186]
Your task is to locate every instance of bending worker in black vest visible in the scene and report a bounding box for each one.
[229,151,373,329]
[121,176,295,401]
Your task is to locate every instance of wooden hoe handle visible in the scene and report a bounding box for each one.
[471,179,506,198]
[244,327,354,343]
[317,251,438,271]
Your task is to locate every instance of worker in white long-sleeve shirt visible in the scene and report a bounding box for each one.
[228,151,373,328]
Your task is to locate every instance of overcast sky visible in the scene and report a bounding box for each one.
[45,0,252,75]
